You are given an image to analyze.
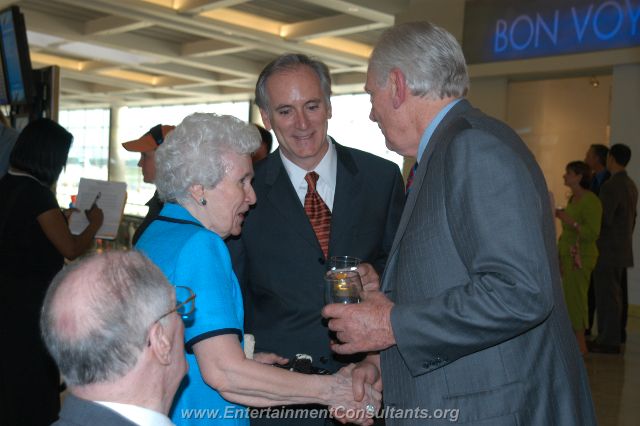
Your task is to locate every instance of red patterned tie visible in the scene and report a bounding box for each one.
[304,172,331,258]
[405,161,418,193]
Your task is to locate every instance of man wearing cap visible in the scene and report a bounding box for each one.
[122,124,174,245]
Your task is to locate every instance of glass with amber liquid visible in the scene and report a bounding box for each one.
[324,270,362,304]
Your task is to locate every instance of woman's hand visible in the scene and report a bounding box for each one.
[84,204,104,227]
[327,367,381,425]
[555,209,578,229]
[253,352,289,366]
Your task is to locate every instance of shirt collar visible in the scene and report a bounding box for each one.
[279,137,337,191]
[417,98,462,163]
[95,401,174,426]
[160,203,200,224]
[595,169,608,182]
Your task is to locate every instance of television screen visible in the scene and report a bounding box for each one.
[0,6,33,105]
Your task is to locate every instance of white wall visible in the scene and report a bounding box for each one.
[506,76,612,235]
[467,77,508,122]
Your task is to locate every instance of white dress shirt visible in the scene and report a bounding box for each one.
[96,401,174,426]
[279,138,337,211]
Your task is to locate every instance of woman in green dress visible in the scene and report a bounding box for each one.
[556,161,602,355]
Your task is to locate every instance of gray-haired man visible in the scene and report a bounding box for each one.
[41,251,189,425]
[323,21,596,425]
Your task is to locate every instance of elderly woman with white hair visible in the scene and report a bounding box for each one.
[136,113,379,426]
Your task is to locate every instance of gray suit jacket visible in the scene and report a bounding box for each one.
[52,394,138,426]
[229,140,404,373]
[380,100,596,425]
[596,171,638,268]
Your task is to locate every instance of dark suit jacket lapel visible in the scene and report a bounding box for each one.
[330,140,363,255]
[382,99,473,289]
[264,150,321,252]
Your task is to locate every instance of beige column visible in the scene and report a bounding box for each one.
[107,104,126,183]
[467,77,508,122]
[610,64,640,309]
[249,101,263,126]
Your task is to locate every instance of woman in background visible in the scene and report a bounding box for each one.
[0,118,103,425]
[556,161,602,355]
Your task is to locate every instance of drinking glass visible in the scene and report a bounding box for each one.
[324,270,362,304]
[327,255,361,272]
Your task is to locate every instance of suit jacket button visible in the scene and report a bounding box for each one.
[318,257,325,265]
[320,356,328,364]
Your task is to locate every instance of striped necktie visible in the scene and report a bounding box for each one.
[304,172,331,258]
[405,161,419,193]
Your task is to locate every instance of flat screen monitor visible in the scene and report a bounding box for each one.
[0,6,33,105]
[0,49,8,104]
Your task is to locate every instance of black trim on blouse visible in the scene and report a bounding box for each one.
[185,328,243,353]
[155,215,204,228]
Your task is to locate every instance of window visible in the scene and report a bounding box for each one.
[57,109,110,208]
[328,93,403,170]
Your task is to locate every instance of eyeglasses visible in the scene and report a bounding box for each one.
[157,285,196,321]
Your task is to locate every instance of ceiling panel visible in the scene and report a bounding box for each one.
[12,0,406,108]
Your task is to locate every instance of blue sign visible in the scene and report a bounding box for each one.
[463,0,640,64]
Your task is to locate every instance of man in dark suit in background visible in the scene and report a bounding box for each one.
[589,144,638,354]
[584,143,610,337]
[41,251,187,426]
[228,53,404,424]
[586,144,611,195]
[324,21,596,425]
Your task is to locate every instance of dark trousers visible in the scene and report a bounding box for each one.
[587,275,596,333]
[590,269,629,343]
[592,266,626,347]
[621,269,628,343]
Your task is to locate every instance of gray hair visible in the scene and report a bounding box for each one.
[155,113,260,203]
[40,251,174,387]
[255,53,332,112]
[369,21,469,100]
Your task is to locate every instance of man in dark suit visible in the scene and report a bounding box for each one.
[41,251,188,425]
[324,22,596,424]
[589,144,638,354]
[228,53,404,424]
[586,144,611,195]
[584,144,610,337]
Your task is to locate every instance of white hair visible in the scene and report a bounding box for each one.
[369,21,469,100]
[155,113,260,203]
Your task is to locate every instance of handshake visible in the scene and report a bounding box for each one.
[327,361,382,425]
[255,351,382,425]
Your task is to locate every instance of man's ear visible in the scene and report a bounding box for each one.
[259,108,272,131]
[148,322,172,365]
[187,184,205,204]
[390,68,407,109]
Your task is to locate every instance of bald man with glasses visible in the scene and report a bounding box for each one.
[41,251,190,426]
